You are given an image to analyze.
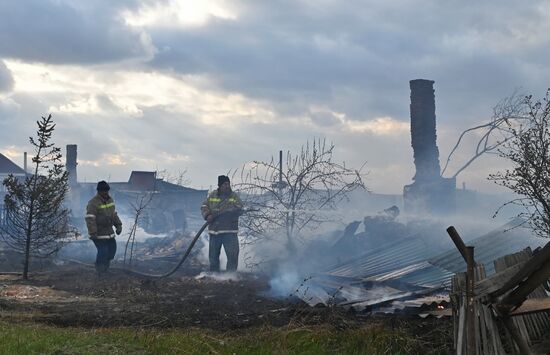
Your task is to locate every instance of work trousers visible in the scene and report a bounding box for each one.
[209,233,239,272]
[93,238,117,273]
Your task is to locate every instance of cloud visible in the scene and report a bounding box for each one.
[1,0,548,194]
[0,60,14,92]
[140,0,550,128]
[0,97,19,117]
[0,0,155,64]
[123,0,238,28]
[343,116,409,135]
[308,108,408,135]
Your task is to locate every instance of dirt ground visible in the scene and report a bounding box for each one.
[0,259,454,352]
[1,263,297,329]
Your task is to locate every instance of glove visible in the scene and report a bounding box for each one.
[89,233,97,239]
[115,226,122,235]
[206,214,214,223]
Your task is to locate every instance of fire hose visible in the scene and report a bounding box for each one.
[118,220,209,278]
[118,208,257,278]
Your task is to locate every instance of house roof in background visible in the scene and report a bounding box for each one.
[0,153,26,175]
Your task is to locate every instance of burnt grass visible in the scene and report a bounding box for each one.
[0,262,453,352]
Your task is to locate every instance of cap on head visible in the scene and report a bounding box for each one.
[96,180,110,192]
[218,175,230,187]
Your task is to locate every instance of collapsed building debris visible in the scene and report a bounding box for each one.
[292,214,547,316]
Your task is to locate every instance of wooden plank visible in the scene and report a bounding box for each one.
[499,251,550,342]
[491,242,550,299]
[466,246,476,354]
[506,253,533,347]
[452,276,458,351]
[457,297,467,355]
[452,273,465,352]
[501,316,534,355]
[510,298,550,316]
[475,266,489,355]
[508,252,540,341]
[513,252,543,341]
[527,273,550,332]
[495,255,531,350]
[484,303,504,354]
[474,262,526,298]
[452,275,459,350]
[530,283,550,329]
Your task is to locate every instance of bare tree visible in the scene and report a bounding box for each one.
[123,191,154,266]
[232,138,367,253]
[488,90,550,238]
[441,92,529,179]
[0,115,74,279]
[157,169,190,187]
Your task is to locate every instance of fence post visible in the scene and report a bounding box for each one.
[466,246,476,355]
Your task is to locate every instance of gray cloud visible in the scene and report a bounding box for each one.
[0,60,14,92]
[0,0,152,64]
[146,0,550,125]
[2,0,550,194]
[0,94,43,145]
[309,111,340,127]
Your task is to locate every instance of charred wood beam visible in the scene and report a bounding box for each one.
[446,226,477,265]
[447,226,478,354]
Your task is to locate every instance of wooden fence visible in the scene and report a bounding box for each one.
[448,227,550,355]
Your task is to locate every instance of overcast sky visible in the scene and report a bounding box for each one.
[0,0,548,193]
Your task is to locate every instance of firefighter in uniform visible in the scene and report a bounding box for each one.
[201,175,243,272]
[85,181,122,275]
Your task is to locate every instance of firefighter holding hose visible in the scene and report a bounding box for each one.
[201,175,243,272]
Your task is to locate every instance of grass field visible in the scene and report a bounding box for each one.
[0,320,439,354]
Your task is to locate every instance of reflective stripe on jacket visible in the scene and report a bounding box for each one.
[85,194,122,239]
[201,190,243,234]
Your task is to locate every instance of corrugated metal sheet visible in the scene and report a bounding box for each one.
[326,233,439,278]
[364,261,454,288]
[296,219,546,313]
[430,219,547,275]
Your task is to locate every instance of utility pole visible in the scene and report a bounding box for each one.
[272,150,287,193]
[278,150,283,196]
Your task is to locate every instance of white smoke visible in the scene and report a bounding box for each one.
[194,271,241,282]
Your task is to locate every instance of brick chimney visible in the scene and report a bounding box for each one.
[404,80,455,215]
[66,144,78,187]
